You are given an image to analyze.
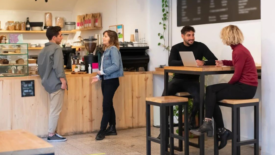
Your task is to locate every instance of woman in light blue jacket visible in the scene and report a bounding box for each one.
[92,30,124,141]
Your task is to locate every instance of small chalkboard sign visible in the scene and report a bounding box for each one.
[21,80,35,97]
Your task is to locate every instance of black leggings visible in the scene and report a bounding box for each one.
[100,78,119,130]
[205,83,257,129]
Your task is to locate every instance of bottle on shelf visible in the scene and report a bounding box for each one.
[88,64,92,74]
[80,62,85,72]
[135,29,139,42]
[26,17,31,31]
[72,55,76,72]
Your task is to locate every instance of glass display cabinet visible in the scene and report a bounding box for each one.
[0,43,29,77]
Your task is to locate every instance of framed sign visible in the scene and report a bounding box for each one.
[109,24,124,42]
[21,80,35,97]
[177,0,261,26]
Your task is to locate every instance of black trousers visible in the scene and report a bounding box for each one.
[100,78,119,130]
[162,78,200,118]
[205,83,257,129]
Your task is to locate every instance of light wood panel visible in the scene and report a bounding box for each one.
[146,96,188,104]
[0,130,54,155]
[163,65,261,72]
[0,72,153,137]
[220,98,259,105]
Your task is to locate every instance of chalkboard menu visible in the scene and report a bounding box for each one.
[21,80,35,97]
[177,0,261,26]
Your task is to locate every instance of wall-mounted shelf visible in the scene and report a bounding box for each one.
[28,46,85,51]
[0,27,102,34]
[0,30,75,34]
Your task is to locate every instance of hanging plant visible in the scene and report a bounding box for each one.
[158,0,170,52]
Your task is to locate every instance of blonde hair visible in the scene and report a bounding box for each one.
[220,25,244,45]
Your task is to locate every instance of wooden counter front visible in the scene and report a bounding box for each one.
[0,72,153,137]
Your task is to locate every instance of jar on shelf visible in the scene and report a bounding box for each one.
[21,22,26,31]
[64,22,76,31]
[15,22,20,30]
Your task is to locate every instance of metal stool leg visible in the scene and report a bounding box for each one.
[214,121,219,155]
[169,106,175,155]
[184,103,189,155]
[254,104,259,155]
[237,108,241,155]
[160,106,168,155]
[178,105,183,151]
[232,107,237,155]
[146,103,151,155]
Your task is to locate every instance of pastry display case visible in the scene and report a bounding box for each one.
[0,43,29,77]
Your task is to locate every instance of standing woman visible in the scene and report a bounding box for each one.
[91,30,124,140]
[190,25,258,149]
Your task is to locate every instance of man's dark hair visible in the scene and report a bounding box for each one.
[181,26,195,35]
[46,26,61,40]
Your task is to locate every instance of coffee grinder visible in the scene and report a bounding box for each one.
[83,37,98,73]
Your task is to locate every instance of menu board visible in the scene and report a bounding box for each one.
[21,80,35,97]
[177,0,261,26]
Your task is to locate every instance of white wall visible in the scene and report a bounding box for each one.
[0,10,73,55]
[261,0,275,154]
[72,0,149,45]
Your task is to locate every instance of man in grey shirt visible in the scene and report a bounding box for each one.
[38,26,67,142]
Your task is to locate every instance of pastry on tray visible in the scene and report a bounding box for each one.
[0,59,9,64]
[16,58,24,64]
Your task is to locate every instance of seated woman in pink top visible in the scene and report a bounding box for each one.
[191,25,258,150]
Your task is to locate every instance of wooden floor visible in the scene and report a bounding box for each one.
[44,127,259,155]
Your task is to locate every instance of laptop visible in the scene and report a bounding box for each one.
[179,51,198,67]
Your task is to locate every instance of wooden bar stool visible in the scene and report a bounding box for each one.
[0,130,55,155]
[214,99,260,155]
[146,96,189,155]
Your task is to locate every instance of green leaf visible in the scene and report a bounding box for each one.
[166,5,168,7]
[163,24,166,26]
[163,13,167,17]
[162,9,165,12]
[164,17,167,20]
[160,36,164,39]
[164,27,166,30]
[166,11,169,14]
[159,22,162,25]
[158,43,161,46]
[158,33,160,36]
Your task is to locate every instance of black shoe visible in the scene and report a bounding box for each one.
[105,125,117,136]
[217,128,232,150]
[47,134,67,142]
[190,119,213,137]
[96,130,106,141]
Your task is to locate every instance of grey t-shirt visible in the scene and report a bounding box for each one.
[38,42,67,94]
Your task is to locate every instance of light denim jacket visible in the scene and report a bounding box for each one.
[98,46,124,80]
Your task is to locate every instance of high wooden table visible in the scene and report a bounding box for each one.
[163,65,261,155]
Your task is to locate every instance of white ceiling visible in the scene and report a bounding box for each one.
[0,0,78,11]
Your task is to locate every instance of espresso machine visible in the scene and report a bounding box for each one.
[84,37,98,73]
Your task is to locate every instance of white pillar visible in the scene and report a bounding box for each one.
[261,0,275,154]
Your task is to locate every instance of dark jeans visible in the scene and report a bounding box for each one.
[162,78,200,118]
[205,83,257,129]
[100,78,119,130]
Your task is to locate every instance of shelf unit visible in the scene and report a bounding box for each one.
[0,27,102,34]
[28,46,85,51]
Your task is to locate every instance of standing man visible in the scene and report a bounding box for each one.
[38,26,67,142]
[160,26,217,138]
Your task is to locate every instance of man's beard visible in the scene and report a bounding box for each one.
[185,40,194,46]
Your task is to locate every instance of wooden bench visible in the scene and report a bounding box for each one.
[146,96,189,155]
[0,130,54,155]
[214,98,259,155]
